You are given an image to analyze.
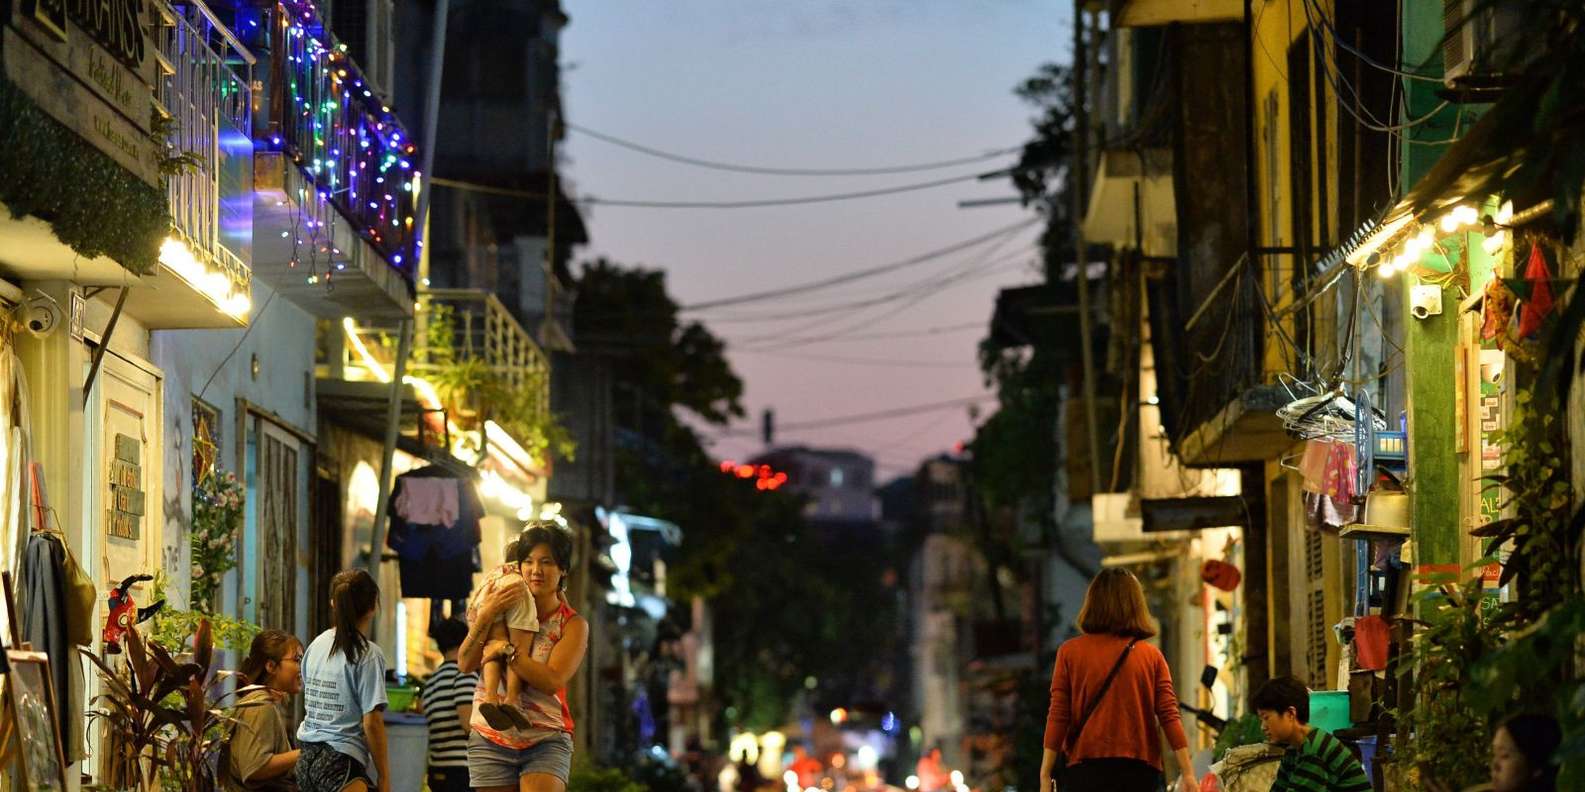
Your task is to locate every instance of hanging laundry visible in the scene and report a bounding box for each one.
[1352,615,1391,671]
[20,530,87,760]
[1518,242,1556,339]
[1299,438,1336,494]
[386,466,483,601]
[395,476,460,527]
[1303,490,1361,534]
[1321,439,1356,504]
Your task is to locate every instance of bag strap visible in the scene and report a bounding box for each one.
[1063,638,1140,754]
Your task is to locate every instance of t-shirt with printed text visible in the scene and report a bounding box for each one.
[296,629,388,783]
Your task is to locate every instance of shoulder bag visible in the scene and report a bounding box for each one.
[1053,638,1140,786]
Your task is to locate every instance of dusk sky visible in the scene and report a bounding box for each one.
[560,1,1068,480]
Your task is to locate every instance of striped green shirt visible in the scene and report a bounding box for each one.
[1271,727,1372,792]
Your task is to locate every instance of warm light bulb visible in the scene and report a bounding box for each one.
[1440,212,1461,233]
[1496,200,1514,225]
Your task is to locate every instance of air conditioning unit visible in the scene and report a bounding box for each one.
[1442,0,1533,93]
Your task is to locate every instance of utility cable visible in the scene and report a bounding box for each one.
[431,170,998,210]
[731,349,971,369]
[736,320,984,348]
[682,217,1039,311]
[1301,0,1442,82]
[565,121,1021,176]
[710,394,995,436]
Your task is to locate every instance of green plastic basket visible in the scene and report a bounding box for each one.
[386,685,418,713]
[1309,691,1351,733]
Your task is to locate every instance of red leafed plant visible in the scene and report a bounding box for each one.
[82,618,264,791]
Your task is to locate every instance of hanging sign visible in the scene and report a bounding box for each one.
[107,433,144,539]
[3,0,160,186]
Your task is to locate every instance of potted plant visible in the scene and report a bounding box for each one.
[82,619,261,791]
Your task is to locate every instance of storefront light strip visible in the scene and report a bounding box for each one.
[160,236,252,320]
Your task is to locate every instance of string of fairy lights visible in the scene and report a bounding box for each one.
[1349,199,1516,278]
[242,0,422,289]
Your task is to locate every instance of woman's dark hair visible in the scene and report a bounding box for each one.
[518,523,574,589]
[238,629,301,688]
[1251,676,1311,723]
[1501,713,1561,790]
[330,569,380,662]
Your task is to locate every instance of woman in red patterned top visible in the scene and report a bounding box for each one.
[459,524,589,792]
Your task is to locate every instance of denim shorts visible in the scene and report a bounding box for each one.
[468,731,574,787]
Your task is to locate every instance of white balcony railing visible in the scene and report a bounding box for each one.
[154,0,255,319]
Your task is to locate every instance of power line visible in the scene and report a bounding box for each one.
[682,218,1039,311]
[737,320,984,347]
[697,242,1038,325]
[732,349,972,369]
[431,171,999,210]
[710,394,995,436]
[566,121,1021,176]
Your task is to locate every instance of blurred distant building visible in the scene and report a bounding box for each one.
[749,446,880,523]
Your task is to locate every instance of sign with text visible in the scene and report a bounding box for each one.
[107,432,144,539]
[4,0,160,186]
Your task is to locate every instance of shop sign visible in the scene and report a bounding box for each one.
[108,433,145,539]
[3,0,160,186]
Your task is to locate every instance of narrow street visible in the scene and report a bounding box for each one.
[0,2,1581,791]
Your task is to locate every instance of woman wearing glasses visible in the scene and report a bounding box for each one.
[224,629,306,791]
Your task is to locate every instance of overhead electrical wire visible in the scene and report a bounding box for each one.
[737,320,985,347]
[430,170,1001,210]
[681,217,1040,311]
[694,238,1039,325]
[710,394,995,436]
[565,121,1022,176]
[1299,0,1442,82]
[731,349,972,369]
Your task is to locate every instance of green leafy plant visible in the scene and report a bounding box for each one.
[189,470,244,614]
[147,573,261,655]
[566,759,645,792]
[0,77,165,275]
[82,619,258,791]
[418,302,575,463]
[1396,577,1502,789]
[1473,383,1580,622]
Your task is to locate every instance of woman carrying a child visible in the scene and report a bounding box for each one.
[458,523,588,792]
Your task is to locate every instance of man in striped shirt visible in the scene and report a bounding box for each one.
[1253,677,1372,792]
[421,619,480,792]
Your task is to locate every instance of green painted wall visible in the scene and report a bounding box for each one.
[1401,0,1468,568]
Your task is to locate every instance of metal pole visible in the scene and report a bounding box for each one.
[544,109,558,338]
[367,319,413,581]
[1070,0,1103,496]
[414,0,450,287]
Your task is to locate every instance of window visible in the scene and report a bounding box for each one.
[830,467,845,487]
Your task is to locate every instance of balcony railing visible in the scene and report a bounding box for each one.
[415,289,550,421]
[155,0,255,319]
[240,0,420,268]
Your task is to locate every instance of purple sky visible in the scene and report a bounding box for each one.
[561,1,1067,480]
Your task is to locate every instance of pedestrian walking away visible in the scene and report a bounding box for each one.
[1039,568,1199,792]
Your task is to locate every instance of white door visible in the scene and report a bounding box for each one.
[82,350,164,773]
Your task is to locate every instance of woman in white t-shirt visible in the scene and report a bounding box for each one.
[296,569,390,792]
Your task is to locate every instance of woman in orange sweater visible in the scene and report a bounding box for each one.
[1038,569,1199,792]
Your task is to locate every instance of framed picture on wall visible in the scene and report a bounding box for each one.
[6,650,67,791]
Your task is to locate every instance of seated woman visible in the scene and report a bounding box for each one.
[224,629,304,791]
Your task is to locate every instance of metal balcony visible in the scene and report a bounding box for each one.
[338,289,550,477]
[116,0,259,329]
[240,0,420,319]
